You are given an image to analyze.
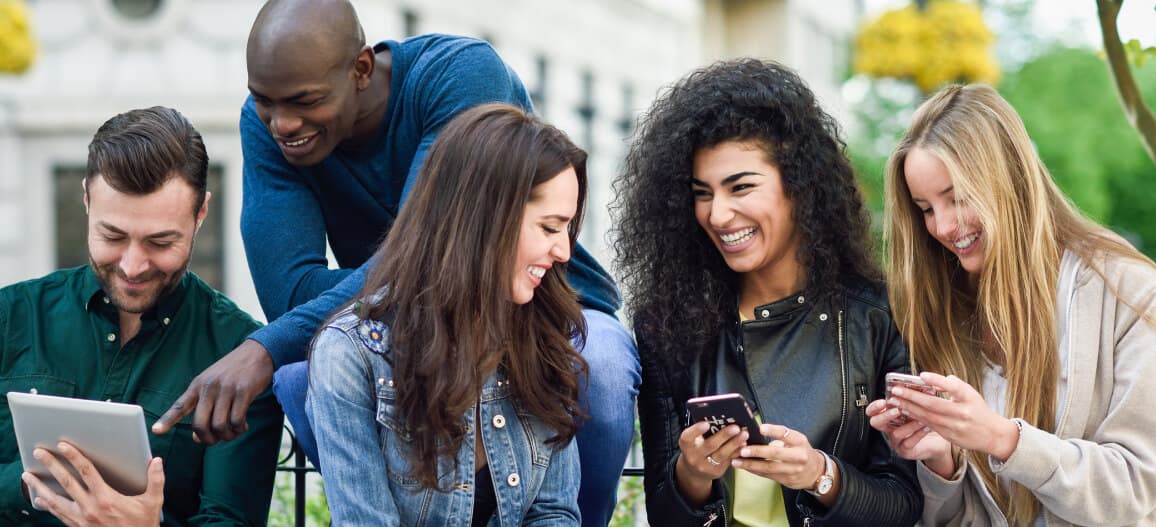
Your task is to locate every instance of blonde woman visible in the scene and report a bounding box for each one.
[867,83,1156,526]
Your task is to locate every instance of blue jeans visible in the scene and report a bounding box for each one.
[273,308,640,526]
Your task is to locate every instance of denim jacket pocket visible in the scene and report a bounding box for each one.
[374,382,426,488]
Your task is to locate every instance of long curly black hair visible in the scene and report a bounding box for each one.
[611,58,880,367]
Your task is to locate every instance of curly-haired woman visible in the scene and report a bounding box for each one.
[307,103,588,525]
[867,84,1156,526]
[612,58,922,526]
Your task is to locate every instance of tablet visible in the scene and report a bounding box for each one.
[7,391,152,509]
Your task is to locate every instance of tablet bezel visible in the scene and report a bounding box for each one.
[7,391,152,509]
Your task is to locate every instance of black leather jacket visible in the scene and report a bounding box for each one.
[637,284,922,526]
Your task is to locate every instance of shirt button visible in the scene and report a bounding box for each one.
[797,296,805,304]
[819,313,828,321]
[162,317,171,326]
[759,309,770,318]
[29,388,37,395]
[106,333,116,342]
[102,296,110,304]
[492,415,506,428]
[506,473,520,487]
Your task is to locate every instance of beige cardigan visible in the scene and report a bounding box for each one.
[919,250,1156,526]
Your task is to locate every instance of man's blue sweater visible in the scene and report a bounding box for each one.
[239,34,620,367]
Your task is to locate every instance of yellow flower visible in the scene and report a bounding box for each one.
[853,0,999,93]
[0,0,36,74]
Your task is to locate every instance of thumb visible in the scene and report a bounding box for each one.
[146,458,166,497]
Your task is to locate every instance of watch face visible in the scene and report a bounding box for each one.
[817,477,833,495]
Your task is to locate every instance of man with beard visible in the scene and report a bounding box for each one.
[0,107,282,527]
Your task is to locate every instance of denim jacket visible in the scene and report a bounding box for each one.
[306,307,581,526]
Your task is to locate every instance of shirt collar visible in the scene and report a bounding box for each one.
[81,266,191,322]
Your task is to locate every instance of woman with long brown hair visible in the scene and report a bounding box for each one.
[307,103,589,525]
[868,84,1156,526]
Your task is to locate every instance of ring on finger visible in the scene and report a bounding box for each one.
[706,455,721,466]
[782,429,792,441]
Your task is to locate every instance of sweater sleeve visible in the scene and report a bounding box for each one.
[991,258,1156,526]
[239,98,355,323]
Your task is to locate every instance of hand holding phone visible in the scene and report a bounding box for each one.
[884,372,940,426]
[685,393,768,445]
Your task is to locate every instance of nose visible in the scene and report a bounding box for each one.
[709,195,735,228]
[550,240,571,263]
[933,213,958,240]
[269,108,303,138]
[119,242,151,279]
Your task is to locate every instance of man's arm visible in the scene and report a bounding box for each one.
[239,98,354,322]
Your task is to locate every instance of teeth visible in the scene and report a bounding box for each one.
[954,233,980,249]
[528,266,546,279]
[719,227,755,246]
[284,136,311,147]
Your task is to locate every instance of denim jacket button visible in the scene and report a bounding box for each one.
[492,414,506,428]
[506,473,520,486]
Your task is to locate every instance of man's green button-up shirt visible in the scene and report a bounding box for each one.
[0,266,283,526]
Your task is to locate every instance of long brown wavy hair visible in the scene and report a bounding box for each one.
[885,84,1155,525]
[357,103,589,489]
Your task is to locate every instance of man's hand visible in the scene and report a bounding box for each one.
[151,339,274,444]
[22,442,164,527]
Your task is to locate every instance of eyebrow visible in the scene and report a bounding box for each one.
[96,221,183,240]
[691,171,761,187]
[248,87,322,102]
[911,185,954,204]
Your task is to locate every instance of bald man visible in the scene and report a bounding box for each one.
[153,1,640,525]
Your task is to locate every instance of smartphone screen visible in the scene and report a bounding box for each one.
[685,393,769,445]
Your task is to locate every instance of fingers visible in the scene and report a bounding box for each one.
[152,385,198,435]
[32,447,86,501]
[55,442,109,497]
[678,422,748,479]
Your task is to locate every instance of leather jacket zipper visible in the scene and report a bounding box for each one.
[833,309,847,451]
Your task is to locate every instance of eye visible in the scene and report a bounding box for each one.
[297,98,323,107]
[732,183,754,192]
[541,225,561,235]
[149,240,175,249]
[692,189,711,200]
[920,207,933,216]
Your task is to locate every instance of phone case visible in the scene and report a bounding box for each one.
[685,393,768,445]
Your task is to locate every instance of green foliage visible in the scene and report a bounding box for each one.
[1000,47,1156,256]
[268,472,330,527]
[1123,39,1156,68]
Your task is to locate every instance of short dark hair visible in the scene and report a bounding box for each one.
[85,106,208,214]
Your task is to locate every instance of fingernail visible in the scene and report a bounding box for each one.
[732,459,743,467]
[889,408,899,416]
[740,448,750,457]
[21,472,31,483]
[741,431,749,441]
[57,442,69,452]
[32,449,43,460]
[923,426,930,432]
[729,426,740,436]
[693,437,704,447]
[892,386,904,396]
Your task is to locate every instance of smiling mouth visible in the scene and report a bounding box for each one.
[954,232,980,250]
[281,135,315,148]
[528,266,547,279]
[719,227,756,246]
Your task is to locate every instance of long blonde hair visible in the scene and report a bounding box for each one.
[885,84,1151,525]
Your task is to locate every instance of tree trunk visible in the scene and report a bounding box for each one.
[1097,0,1156,163]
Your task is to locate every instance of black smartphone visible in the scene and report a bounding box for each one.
[685,393,768,445]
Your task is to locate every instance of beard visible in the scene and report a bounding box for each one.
[90,256,189,315]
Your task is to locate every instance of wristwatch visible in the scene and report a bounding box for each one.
[806,450,835,497]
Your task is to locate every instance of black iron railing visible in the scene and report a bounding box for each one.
[274,430,644,527]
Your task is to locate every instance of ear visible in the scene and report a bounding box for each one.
[353,45,375,91]
[81,178,90,214]
[195,191,212,233]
